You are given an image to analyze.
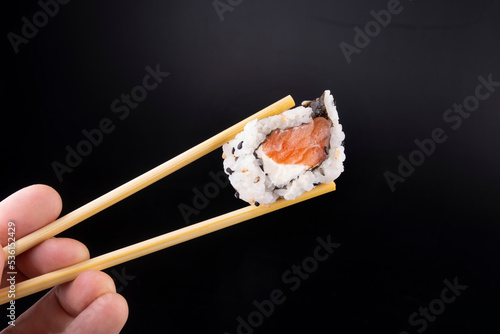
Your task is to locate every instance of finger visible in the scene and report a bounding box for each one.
[0,184,62,247]
[16,237,90,278]
[63,293,129,334]
[1,237,87,288]
[55,271,117,316]
[6,271,128,333]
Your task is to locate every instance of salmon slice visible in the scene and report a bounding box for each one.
[261,117,331,168]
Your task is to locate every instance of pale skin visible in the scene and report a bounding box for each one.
[0,185,128,333]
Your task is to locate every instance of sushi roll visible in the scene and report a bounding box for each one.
[222,90,345,205]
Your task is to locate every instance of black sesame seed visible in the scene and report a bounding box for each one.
[324,146,329,155]
[254,201,260,207]
[313,182,321,186]
[237,141,243,150]
[226,167,234,175]
[234,192,239,199]
[232,147,235,155]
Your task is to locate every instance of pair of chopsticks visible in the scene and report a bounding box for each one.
[0,95,337,304]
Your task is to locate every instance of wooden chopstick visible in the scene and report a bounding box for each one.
[0,182,335,304]
[2,96,295,260]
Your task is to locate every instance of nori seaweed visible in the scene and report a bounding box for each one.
[303,91,328,119]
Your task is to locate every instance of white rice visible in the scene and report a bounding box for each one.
[222,90,346,205]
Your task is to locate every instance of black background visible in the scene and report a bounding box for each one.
[1,0,500,333]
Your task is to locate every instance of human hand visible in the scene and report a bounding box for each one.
[0,185,128,333]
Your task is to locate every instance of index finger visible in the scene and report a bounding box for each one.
[0,184,63,248]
